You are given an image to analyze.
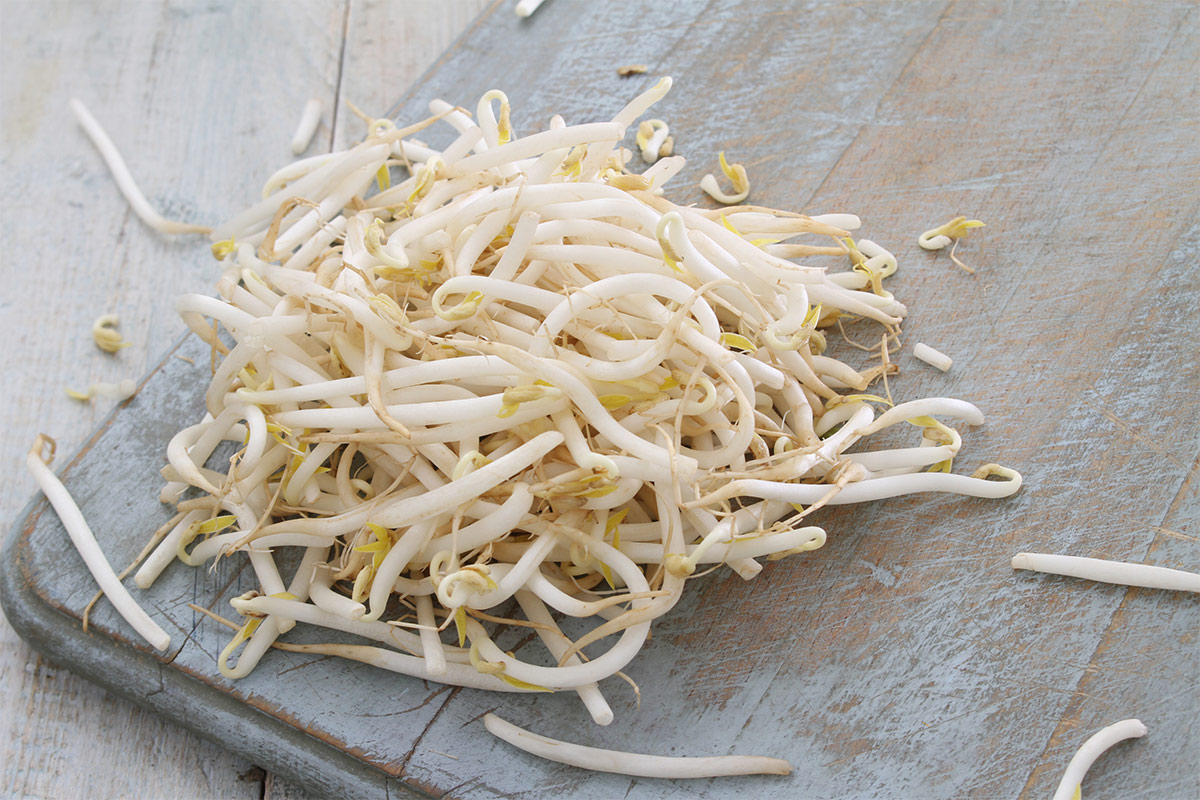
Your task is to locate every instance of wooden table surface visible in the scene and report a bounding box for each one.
[2,1,1197,798]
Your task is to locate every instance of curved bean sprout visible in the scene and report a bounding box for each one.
[1051,718,1147,800]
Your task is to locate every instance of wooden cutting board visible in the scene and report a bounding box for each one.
[3,1,1197,798]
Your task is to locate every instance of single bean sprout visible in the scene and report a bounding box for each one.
[291,98,323,155]
[700,151,749,204]
[617,64,648,77]
[1051,718,1147,800]
[105,79,1021,729]
[1013,553,1200,593]
[483,713,791,777]
[69,98,211,235]
[25,435,171,651]
[918,215,984,273]
[92,314,131,353]
[635,120,672,164]
[913,342,952,372]
[66,379,137,402]
[515,0,548,18]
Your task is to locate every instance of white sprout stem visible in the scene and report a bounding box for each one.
[309,564,367,619]
[515,0,548,17]
[513,590,614,726]
[135,509,206,588]
[414,595,447,676]
[919,230,951,250]
[26,438,171,651]
[69,98,209,235]
[1013,553,1200,593]
[483,713,792,777]
[290,98,322,155]
[700,173,747,205]
[1051,719,1147,800]
[913,342,953,372]
[67,379,137,402]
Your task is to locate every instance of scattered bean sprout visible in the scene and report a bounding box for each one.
[700,151,749,204]
[913,342,952,372]
[69,98,211,235]
[291,98,323,155]
[92,314,131,353]
[635,120,672,164]
[66,379,137,402]
[484,713,792,777]
[63,80,1021,743]
[617,64,648,77]
[515,0,548,18]
[918,215,984,274]
[1051,718,1147,800]
[25,435,171,651]
[1013,553,1200,593]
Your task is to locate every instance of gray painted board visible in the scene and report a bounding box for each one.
[3,1,1198,798]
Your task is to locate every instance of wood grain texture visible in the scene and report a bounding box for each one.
[0,1,488,798]
[2,0,1197,799]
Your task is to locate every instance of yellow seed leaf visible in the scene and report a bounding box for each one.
[195,515,238,535]
[802,304,824,328]
[605,508,628,538]
[375,164,391,190]
[210,239,237,260]
[600,562,615,590]
[499,674,555,692]
[578,484,619,498]
[455,607,467,648]
[232,616,263,648]
[599,394,633,410]
[720,332,757,352]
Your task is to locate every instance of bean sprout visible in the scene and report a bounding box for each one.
[25,435,171,651]
[70,98,211,235]
[290,98,323,155]
[635,120,672,164]
[700,151,749,204]
[913,342,952,372]
[515,0,548,19]
[1051,719,1147,800]
[92,314,131,353]
[484,713,791,777]
[1013,553,1200,593]
[99,79,1021,730]
[66,379,137,402]
[918,215,984,273]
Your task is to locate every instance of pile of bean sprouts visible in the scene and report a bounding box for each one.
[132,78,1025,726]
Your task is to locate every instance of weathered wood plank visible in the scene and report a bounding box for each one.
[0,1,499,797]
[2,1,1196,799]
[0,1,342,797]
